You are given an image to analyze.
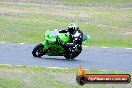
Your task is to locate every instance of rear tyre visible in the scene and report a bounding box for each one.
[64,53,76,59]
[32,43,44,57]
[64,46,82,59]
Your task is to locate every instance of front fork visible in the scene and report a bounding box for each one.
[41,41,49,54]
[41,41,49,49]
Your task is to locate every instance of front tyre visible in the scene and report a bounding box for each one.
[32,43,44,57]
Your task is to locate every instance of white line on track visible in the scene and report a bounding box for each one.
[0,42,132,50]
[19,43,25,44]
[125,48,132,50]
[0,64,69,69]
[100,47,110,48]
[83,46,89,48]
[47,67,69,69]
[0,42,6,43]
[0,64,126,72]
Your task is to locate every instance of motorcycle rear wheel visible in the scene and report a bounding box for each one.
[32,43,44,57]
[64,53,76,59]
[64,46,82,59]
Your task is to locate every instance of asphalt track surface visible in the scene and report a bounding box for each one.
[0,43,132,72]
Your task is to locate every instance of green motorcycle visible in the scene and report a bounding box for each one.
[32,29,89,59]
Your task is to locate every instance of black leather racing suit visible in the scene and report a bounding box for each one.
[59,27,83,57]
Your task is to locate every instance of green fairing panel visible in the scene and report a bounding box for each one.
[48,45,65,56]
[59,33,70,43]
[82,35,90,44]
[41,30,69,47]
[45,31,56,43]
[45,30,70,43]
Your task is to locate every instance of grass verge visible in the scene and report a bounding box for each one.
[0,65,132,88]
[0,1,132,48]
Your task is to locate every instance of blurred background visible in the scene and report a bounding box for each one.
[0,0,132,48]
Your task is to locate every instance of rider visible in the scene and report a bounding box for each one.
[57,23,83,58]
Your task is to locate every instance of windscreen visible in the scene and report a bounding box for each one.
[50,29,59,37]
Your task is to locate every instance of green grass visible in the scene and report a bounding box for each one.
[0,78,30,88]
[0,1,132,48]
[0,0,131,7]
[0,65,131,88]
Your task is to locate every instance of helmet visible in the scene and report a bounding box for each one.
[68,23,76,32]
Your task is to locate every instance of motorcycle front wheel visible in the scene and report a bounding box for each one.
[32,43,44,57]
